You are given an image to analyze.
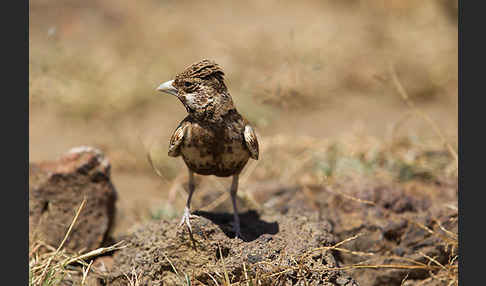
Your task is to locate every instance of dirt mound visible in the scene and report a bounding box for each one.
[108,210,358,285]
[102,178,456,286]
[266,180,458,286]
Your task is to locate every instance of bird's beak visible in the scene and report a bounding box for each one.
[156,80,178,96]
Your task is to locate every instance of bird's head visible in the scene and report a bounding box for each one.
[157,59,235,122]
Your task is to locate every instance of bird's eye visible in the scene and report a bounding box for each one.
[184,81,192,88]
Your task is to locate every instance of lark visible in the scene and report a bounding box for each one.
[156,59,259,238]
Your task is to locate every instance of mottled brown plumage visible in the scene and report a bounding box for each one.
[157,59,259,238]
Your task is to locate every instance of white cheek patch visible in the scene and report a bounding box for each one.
[184,93,198,107]
[184,93,213,109]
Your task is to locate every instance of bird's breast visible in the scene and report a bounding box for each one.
[179,124,250,177]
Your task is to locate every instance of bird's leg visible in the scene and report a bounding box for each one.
[179,170,196,231]
[230,174,242,239]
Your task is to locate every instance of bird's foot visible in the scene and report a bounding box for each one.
[178,207,197,232]
[232,222,245,241]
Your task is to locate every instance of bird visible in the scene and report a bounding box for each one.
[156,59,259,239]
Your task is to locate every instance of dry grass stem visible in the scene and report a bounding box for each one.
[37,197,87,284]
[206,272,220,286]
[163,251,180,278]
[62,241,126,266]
[123,268,142,286]
[389,63,458,171]
[219,244,231,286]
[30,197,126,286]
[81,260,93,286]
[419,251,447,271]
[243,262,250,286]
[147,152,171,185]
[201,192,230,212]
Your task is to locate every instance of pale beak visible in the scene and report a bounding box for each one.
[156,80,178,96]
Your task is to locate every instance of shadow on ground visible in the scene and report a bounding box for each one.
[194,210,279,242]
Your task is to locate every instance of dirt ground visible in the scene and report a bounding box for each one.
[29,1,458,285]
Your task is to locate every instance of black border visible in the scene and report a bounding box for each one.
[11,0,29,284]
[459,0,479,285]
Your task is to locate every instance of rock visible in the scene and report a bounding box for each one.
[29,146,117,253]
[108,210,358,286]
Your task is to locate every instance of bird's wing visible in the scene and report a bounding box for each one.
[168,121,190,157]
[243,125,259,160]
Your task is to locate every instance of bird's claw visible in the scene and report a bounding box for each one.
[178,207,196,232]
[234,231,243,240]
[232,223,245,240]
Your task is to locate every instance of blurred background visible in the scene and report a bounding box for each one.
[29,0,458,236]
